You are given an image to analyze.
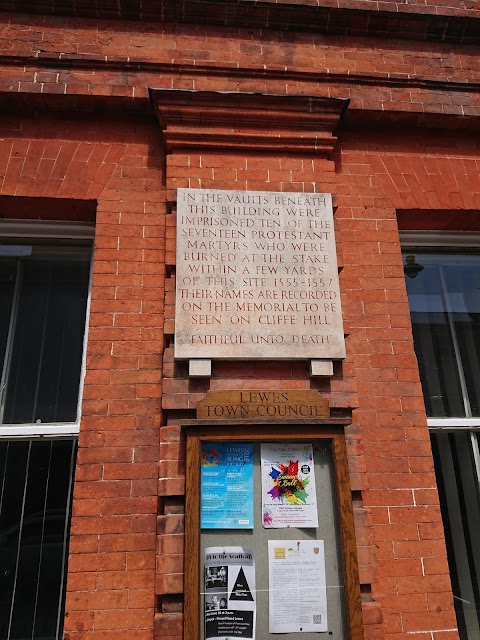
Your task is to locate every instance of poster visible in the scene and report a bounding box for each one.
[204,547,256,640]
[201,443,254,529]
[261,443,318,528]
[268,540,327,633]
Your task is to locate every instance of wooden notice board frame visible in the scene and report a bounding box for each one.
[183,418,364,640]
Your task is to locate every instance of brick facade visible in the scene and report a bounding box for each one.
[1,2,479,639]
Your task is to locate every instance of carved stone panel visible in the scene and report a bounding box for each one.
[175,189,345,361]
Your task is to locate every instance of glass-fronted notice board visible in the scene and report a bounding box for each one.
[183,423,363,640]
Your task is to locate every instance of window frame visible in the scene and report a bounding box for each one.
[0,220,94,438]
[402,230,480,639]
[401,230,480,542]
[401,230,480,431]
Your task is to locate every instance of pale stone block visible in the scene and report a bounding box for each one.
[310,360,334,377]
[189,359,212,377]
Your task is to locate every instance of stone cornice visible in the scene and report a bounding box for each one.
[149,89,349,156]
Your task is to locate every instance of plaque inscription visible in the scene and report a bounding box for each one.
[175,189,345,360]
[197,390,330,420]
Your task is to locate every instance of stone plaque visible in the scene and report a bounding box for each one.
[175,189,345,360]
[196,390,329,420]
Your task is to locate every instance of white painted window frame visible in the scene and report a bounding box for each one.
[400,230,480,480]
[0,219,94,439]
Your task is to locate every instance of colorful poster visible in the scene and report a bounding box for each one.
[201,443,254,529]
[268,539,327,633]
[204,547,256,640]
[261,443,318,528]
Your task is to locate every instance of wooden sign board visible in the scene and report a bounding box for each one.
[196,389,329,420]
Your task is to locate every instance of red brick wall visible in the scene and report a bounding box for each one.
[1,13,480,118]
[0,113,165,640]
[1,5,478,640]
[70,124,165,640]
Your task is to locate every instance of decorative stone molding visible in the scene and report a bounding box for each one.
[150,89,349,157]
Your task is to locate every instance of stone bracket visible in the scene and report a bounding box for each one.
[150,89,349,157]
[188,359,212,377]
[310,359,334,377]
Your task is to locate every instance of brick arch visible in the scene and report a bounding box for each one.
[0,135,127,201]
[367,152,480,212]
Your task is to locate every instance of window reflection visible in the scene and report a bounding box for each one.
[0,250,90,425]
[404,254,480,418]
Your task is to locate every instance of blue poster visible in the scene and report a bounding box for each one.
[201,443,254,529]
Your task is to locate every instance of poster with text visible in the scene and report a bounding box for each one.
[205,547,256,640]
[268,539,327,633]
[201,443,254,529]
[261,443,318,528]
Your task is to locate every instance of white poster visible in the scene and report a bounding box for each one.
[261,443,318,528]
[268,540,327,633]
[204,547,256,640]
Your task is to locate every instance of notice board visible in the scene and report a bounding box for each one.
[183,422,363,640]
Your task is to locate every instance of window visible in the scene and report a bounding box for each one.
[404,252,480,418]
[403,236,480,640]
[0,220,93,640]
[0,244,91,429]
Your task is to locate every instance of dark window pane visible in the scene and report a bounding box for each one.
[443,263,480,416]
[432,432,480,639]
[0,441,30,640]
[9,441,51,639]
[0,260,16,375]
[406,260,465,417]
[33,441,75,639]
[0,439,76,640]
[3,258,90,424]
[3,263,50,424]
